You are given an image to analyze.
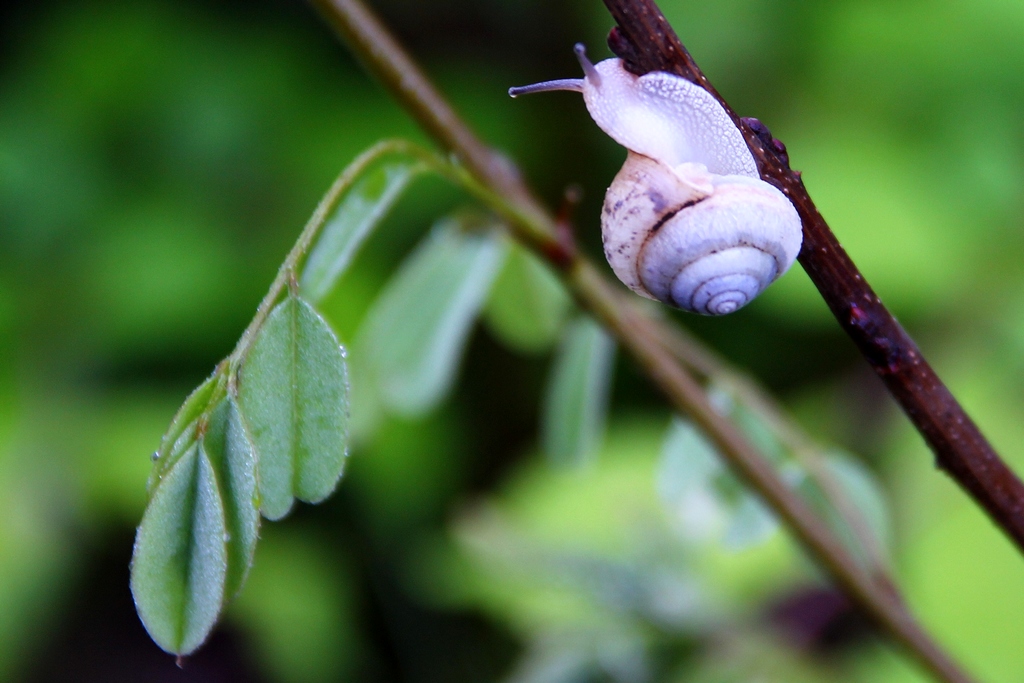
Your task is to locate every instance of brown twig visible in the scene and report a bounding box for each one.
[603,0,1024,554]
[306,1,974,681]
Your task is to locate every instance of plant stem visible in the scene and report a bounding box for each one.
[307,0,548,216]
[601,0,1024,558]
[306,0,974,681]
[229,140,428,368]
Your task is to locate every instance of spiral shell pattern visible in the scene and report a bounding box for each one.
[602,153,802,315]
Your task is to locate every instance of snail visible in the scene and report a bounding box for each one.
[510,45,803,315]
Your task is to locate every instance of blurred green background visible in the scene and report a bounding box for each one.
[2,0,1024,681]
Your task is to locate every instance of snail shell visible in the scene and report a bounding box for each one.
[603,153,802,314]
[510,45,803,315]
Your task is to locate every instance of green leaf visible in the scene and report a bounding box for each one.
[800,451,892,565]
[131,445,228,655]
[657,418,778,547]
[237,295,349,521]
[356,217,506,416]
[203,396,260,598]
[715,380,891,561]
[713,386,890,560]
[158,374,218,460]
[299,158,421,304]
[822,453,890,553]
[542,317,615,467]
[483,242,570,353]
[722,494,777,551]
[149,371,226,490]
[657,417,721,496]
[731,402,787,465]
[657,418,727,540]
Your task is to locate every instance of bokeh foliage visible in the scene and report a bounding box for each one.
[2,0,1024,681]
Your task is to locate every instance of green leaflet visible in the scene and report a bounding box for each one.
[715,391,892,561]
[717,405,783,549]
[799,451,892,567]
[657,417,727,542]
[656,417,778,548]
[356,218,506,416]
[822,453,891,555]
[300,158,421,304]
[657,408,892,560]
[722,495,777,550]
[542,317,615,467]
[131,445,228,655]
[132,143,433,656]
[148,371,226,491]
[135,390,259,652]
[237,294,350,521]
[483,242,570,353]
[202,396,260,598]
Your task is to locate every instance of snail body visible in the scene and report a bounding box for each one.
[510,46,802,315]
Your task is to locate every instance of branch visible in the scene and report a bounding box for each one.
[306,1,974,682]
[602,0,1024,557]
